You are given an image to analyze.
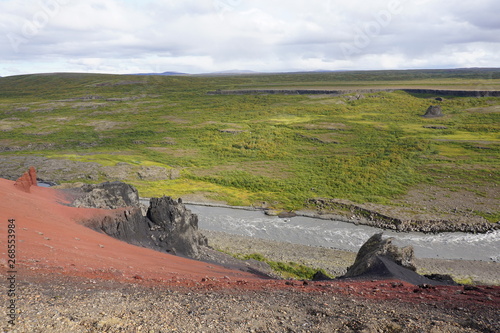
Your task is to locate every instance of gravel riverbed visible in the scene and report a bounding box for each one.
[201,230,500,285]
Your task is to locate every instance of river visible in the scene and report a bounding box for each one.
[186,205,500,262]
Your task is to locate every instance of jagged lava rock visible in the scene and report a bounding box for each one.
[14,166,37,193]
[341,233,456,285]
[73,182,208,259]
[72,181,141,209]
[84,207,156,249]
[312,270,333,281]
[147,196,208,258]
[344,233,416,278]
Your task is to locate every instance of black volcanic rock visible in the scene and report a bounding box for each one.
[72,181,140,209]
[147,196,208,258]
[344,233,416,278]
[74,182,207,259]
[83,207,156,249]
[341,233,454,285]
[312,270,333,281]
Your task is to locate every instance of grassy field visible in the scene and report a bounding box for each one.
[0,69,499,214]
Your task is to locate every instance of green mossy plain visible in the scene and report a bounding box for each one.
[0,70,499,210]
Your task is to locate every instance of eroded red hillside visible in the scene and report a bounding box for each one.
[0,177,498,308]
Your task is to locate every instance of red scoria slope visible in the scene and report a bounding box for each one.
[0,178,258,284]
[1,177,499,308]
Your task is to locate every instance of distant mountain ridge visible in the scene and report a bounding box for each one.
[131,71,187,76]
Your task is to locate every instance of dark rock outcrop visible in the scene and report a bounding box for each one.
[208,88,500,97]
[423,105,444,117]
[147,197,208,258]
[14,166,37,193]
[344,233,416,278]
[308,198,498,233]
[341,233,454,285]
[312,270,333,281]
[75,181,207,259]
[72,181,141,209]
[83,207,156,249]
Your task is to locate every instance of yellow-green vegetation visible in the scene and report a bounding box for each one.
[453,276,474,285]
[131,178,257,206]
[0,69,499,212]
[232,253,331,280]
[45,152,166,167]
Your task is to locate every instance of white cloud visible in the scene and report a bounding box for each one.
[0,0,499,76]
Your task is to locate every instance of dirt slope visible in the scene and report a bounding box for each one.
[0,178,258,283]
[0,178,499,332]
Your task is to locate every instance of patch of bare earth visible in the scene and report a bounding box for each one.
[0,120,31,131]
[466,104,500,113]
[85,120,130,131]
[391,170,499,225]
[397,184,498,216]
[181,192,228,205]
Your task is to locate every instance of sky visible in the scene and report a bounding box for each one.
[1,0,499,76]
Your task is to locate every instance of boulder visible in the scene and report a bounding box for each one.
[423,105,444,117]
[147,196,208,258]
[14,166,37,193]
[312,270,333,281]
[342,233,455,285]
[344,233,416,278]
[72,181,140,209]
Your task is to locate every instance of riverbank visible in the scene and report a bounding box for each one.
[176,195,499,234]
[202,230,500,286]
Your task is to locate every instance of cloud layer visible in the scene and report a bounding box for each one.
[1,0,499,76]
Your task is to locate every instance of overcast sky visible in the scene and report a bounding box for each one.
[1,0,499,76]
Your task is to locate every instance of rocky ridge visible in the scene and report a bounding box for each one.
[208,88,500,97]
[73,181,207,258]
[0,155,180,184]
[307,198,498,233]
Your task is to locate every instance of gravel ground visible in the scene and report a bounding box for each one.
[202,230,500,285]
[2,274,499,333]
[1,231,498,333]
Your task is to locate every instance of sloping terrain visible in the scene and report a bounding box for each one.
[0,178,258,283]
[0,179,499,332]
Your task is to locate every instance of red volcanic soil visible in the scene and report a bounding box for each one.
[1,177,499,308]
[0,178,257,285]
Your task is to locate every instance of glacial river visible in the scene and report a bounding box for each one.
[186,205,500,262]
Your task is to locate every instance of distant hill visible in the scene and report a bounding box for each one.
[200,70,261,76]
[132,71,187,76]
